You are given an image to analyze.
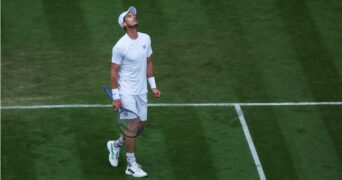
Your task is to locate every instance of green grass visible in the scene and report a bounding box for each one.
[2,0,342,179]
[244,105,342,180]
[1,107,260,180]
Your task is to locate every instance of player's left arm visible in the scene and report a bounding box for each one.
[147,57,161,98]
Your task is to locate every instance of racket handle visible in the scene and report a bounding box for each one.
[104,86,113,100]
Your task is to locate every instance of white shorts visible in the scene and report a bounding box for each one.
[120,94,148,121]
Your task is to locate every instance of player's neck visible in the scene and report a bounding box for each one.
[126,28,138,40]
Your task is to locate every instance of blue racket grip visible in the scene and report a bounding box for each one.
[104,86,113,100]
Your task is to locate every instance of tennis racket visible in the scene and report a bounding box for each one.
[104,86,144,138]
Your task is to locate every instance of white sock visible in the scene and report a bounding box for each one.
[114,136,124,148]
[126,153,136,165]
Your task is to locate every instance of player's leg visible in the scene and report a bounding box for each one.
[120,95,140,162]
[124,94,148,177]
[107,135,123,167]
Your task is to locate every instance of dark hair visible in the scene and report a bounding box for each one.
[123,16,127,31]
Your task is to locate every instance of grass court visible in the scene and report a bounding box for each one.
[1,0,342,179]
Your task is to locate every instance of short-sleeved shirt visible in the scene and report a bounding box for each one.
[111,32,152,95]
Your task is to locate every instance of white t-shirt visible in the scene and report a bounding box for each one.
[111,32,152,95]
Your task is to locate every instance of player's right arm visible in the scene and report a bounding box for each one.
[110,63,123,111]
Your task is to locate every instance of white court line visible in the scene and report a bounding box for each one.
[235,104,266,180]
[1,102,342,109]
[1,104,111,109]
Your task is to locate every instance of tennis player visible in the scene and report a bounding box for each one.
[106,6,161,178]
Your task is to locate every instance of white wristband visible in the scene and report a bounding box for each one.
[111,89,120,100]
[148,77,157,89]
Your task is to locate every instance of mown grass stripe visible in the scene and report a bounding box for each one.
[42,0,91,50]
[272,106,342,179]
[157,107,218,179]
[277,0,342,101]
[242,106,300,180]
[277,0,342,165]
[1,113,38,180]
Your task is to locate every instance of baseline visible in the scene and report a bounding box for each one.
[1,102,342,110]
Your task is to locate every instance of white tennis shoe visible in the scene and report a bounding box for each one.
[125,162,148,178]
[107,140,121,167]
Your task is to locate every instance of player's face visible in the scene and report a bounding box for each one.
[123,12,138,28]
